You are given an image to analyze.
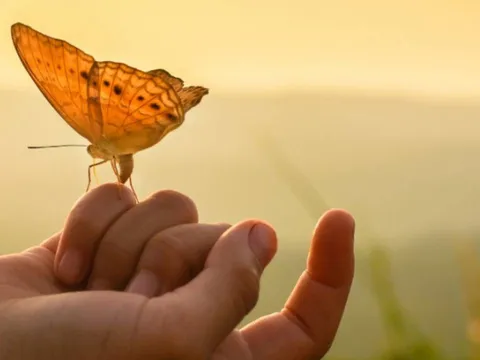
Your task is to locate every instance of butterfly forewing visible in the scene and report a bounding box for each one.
[11,23,102,142]
[86,62,104,132]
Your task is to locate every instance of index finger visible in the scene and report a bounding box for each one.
[241,209,355,359]
[54,183,137,285]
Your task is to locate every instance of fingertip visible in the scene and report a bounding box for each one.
[315,208,355,241]
[248,221,277,268]
[216,219,277,269]
[309,208,355,287]
[146,189,198,223]
[75,183,137,208]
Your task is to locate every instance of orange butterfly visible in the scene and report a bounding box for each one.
[11,22,209,201]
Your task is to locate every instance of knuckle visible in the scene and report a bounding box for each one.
[148,190,198,223]
[151,232,188,264]
[151,231,188,261]
[145,232,192,280]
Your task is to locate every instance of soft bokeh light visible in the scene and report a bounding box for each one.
[1,2,479,358]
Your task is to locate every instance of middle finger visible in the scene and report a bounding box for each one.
[87,189,198,290]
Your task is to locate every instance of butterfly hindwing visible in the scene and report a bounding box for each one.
[92,62,185,154]
[148,69,184,92]
[148,70,209,112]
[177,86,209,113]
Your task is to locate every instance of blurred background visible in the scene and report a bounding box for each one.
[1,1,480,358]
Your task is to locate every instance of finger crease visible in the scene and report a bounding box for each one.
[282,306,317,347]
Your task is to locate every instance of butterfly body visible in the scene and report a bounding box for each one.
[86,145,132,183]
[11,22,208,199]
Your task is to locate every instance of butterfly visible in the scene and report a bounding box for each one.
[11,22,209,201]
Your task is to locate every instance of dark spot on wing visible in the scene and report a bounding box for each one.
[166,113,177,121]
[113,85,122,95]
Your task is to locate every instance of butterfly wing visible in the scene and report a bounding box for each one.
[148,69,209,112]
[148,69,184,92]
[91,61,187,155]
[11,23,102,142]
[177,86,209,112]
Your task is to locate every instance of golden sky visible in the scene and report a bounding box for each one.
[1,0,480,96]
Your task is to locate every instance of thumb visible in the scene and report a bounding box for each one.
[144,220,277,358]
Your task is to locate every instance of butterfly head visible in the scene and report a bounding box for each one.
[87,144,113,161]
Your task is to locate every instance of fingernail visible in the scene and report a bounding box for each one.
[126,270,159,297]
[58,249,84,283]
[248,223,277,268]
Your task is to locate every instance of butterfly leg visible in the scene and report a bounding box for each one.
[110,158,120,178]
[92,162,99,185]
[128,176,139,203]
[86,159,109,192]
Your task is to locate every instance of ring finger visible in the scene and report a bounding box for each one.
[126,222,231,297]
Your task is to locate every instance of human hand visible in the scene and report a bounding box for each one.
[0,184,354,359]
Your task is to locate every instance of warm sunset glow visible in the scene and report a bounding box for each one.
[1,0,480,96]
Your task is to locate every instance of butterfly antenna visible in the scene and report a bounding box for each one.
[27,144,87,149]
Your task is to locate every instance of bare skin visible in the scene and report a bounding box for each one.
[0,184,355,360]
